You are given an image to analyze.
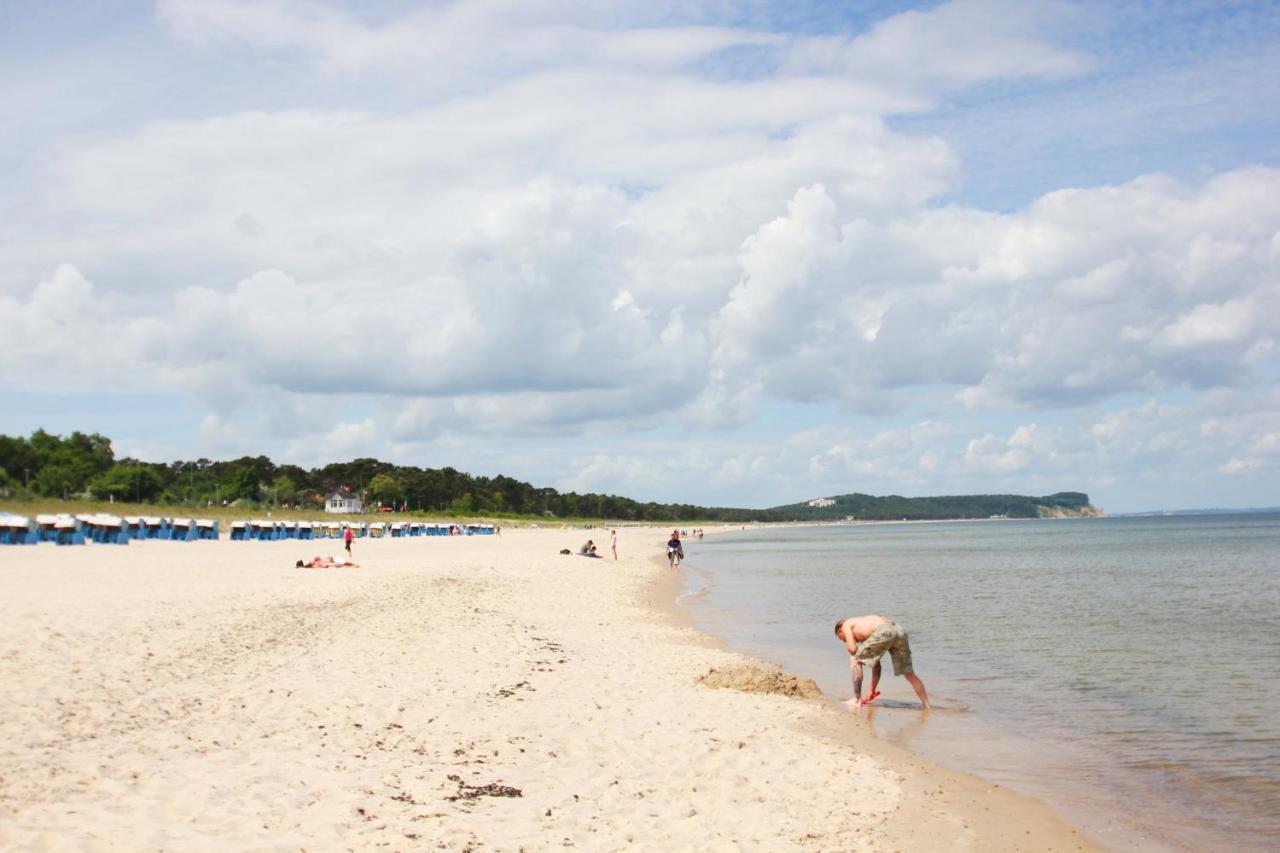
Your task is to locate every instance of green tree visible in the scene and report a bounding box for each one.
[89,465,164,503]
[22,429,115,497]
[34,464,81,499]
[270,475,297,507]
[367,473,405,507]
[233,467,261,502]
[0,436,38,487]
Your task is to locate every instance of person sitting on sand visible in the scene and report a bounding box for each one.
[296,555,360,569]
[834,614,930,709]
[579,540,602,558]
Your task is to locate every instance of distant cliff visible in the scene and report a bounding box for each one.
[771,491,1102,521]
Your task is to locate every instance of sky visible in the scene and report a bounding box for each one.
[1,0,1278,514]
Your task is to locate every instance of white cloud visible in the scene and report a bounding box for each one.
[1156,298,1255,348]
[158,0,783,78]
[3,0,1277,512]
[285,417,378,463]
[786,0,1090,88]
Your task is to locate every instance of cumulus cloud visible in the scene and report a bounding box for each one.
[156,0,1084,96]
[3,0,1277,511]
[157,0,783,78]
[785,0,1090,87]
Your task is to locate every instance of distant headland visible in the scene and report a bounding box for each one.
[770,491,1102,521]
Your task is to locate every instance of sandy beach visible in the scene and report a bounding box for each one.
[0,528,1093,850]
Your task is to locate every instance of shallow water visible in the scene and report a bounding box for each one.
[680,515,1280,850]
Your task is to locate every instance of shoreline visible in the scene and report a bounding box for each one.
[642,542,1099,851]
[1,529,1095,849]
[671,522,1264,851]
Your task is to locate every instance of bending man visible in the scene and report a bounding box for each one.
[834,614,931,709]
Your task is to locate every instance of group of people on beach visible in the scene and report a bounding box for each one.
[578,529,619,560]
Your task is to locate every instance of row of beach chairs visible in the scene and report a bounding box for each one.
[0,514,498,546]
[0,514,219,546]
[228,521,496,540]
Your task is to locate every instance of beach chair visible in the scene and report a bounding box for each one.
[55,516,86,545]
[230,520,248,541]
[35,514,60,542]
[196,519,218,540]
[369,522,385,539]
[170,518,196,541]
[1,515,37,545]
[90,515,129,544]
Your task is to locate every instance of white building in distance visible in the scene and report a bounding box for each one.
[807,497,836,508]
[325,490,363,514]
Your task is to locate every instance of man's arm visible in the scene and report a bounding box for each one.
[850,657,864,704]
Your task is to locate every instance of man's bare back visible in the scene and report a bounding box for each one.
[834,613,931,709]
[837,614,892,645]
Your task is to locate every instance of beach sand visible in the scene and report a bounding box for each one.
[0,528,1093,850]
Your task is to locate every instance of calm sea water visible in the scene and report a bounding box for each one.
[679,515,1280,850]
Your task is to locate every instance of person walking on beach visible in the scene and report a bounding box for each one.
[343,524,354,557]
[610,528,618,561]
[834,614,931,709]
[666,530,683,569]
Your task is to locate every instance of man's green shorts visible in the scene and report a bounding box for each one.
[853,622,914,675]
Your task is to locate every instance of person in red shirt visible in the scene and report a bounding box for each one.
[343,524,354,557]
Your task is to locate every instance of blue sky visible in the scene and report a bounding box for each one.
[2,0,1278,513]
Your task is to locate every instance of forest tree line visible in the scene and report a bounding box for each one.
[0,429,757,521]
[0,429,1092,522]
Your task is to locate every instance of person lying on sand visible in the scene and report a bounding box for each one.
[296,555,360,569]
[834,614,931,709]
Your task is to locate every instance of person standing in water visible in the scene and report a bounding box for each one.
[834,614,931,709]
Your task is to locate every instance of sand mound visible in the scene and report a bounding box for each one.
[697,662,823,699]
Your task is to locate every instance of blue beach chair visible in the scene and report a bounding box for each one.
[55,517,86,545]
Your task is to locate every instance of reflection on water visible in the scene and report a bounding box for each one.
[681,515,1280,851]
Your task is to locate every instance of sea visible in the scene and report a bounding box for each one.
[677,514,1280,850]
